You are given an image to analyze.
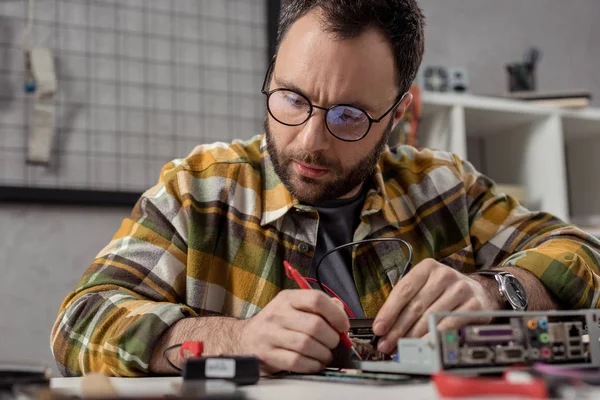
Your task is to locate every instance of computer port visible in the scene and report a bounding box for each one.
[529,348,540,359]
[445,332,456,343]
[471,349,490,360]
[569,349,583,358]
[447,351,457,361]
[568,323,582,338]
[552,345,565,360]
[463,325,520,344]
[567,338,584,359]
[441,329,459,365]
[539,333,550,344]
[529,335,539,347]
[527,319,538,330]
[538,319,548,329]
[553,345,565,353]
[549,323,567,343]
[541,347,552,359]
[495,346,526,363]
[460,347,494,365]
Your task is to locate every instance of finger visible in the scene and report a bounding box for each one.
[332,297,347,312]
[404,283,467,339]
[280,311,340,350]
[260,348,324,374]
[288,290,350,333]
[435,299,489,333]
[380,272,449,347]
[271,328,333,365]
[373,259,435,336]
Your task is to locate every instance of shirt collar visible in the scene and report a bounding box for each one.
[259,136,298,226]
[259,136,400,229]
[360,158,402,229]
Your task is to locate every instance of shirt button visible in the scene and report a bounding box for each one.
[298,242,309,254]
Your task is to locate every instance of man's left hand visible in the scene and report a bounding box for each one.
[372,258,503,354]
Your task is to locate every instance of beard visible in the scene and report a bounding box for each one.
[265,116,394,204]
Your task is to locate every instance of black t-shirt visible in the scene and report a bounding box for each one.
[307,186,367,318]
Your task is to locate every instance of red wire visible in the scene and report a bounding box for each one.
[304,277,355,318]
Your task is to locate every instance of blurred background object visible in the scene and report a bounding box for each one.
[416,66,470,93]
[506,47,541,93]
[0,0,266,198]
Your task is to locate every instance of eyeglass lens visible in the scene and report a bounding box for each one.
[268,89,370,141]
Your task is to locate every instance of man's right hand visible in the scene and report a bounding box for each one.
[238,289,350,374]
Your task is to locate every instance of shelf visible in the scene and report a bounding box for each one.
[561,109,600,141]
[464,108,549,138]
[421,92,555,116]
[422,92,556,138]
[419,91,574,222]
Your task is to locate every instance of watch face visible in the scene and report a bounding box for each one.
[503,276,528,310]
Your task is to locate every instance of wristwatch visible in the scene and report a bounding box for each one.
[472,270,528,310]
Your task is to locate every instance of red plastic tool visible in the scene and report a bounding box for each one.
[283,260,357,353]
[433,371,549,398]
[180,341,204,359]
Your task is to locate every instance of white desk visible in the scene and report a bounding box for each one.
[51,376,439,400]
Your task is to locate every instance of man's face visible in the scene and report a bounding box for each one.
[265,8,411,204]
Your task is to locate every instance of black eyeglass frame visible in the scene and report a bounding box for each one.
[261,58,408,142]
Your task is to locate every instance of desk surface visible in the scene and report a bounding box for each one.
[51,376,438,400]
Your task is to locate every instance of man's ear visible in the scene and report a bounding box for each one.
[391,92,413,131]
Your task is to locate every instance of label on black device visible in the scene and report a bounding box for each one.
[205,358,236,378]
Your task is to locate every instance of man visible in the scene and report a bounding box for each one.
[51,0,600,377]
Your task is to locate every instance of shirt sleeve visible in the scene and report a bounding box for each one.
[50,161,197,377]
[454,154,600,309]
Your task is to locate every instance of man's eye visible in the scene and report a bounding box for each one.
[339,113,359,122]
[285,95,306,107]
[336,110,362,123]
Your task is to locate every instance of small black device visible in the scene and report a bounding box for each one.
[0,363,51,399]
[182,356,260,386]
[471,270,528,310]
[417,66,470,93]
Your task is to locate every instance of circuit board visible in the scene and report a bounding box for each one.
[357,310,600,375]
[348,319,390,361]
[439,314,588,369]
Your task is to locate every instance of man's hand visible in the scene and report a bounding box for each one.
[372,258,502,354]
[238,289,349,374]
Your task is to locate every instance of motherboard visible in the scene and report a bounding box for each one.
[355,310,600,375]
[347,318,390,361]
[439,314,587,369]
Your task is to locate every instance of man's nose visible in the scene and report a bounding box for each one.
[297,109,330,153]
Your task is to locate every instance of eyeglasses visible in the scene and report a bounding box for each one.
[261,59,407,142]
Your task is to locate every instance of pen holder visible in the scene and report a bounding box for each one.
[506,62,536,92]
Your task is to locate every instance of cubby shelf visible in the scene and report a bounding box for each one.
[419,92,600,237]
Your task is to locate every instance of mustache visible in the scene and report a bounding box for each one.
[286,151,339,170]
[282,151,343,172]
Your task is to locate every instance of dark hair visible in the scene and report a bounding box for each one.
[277,0,425,95]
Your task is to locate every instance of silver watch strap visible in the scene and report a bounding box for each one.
[472,270,509,276]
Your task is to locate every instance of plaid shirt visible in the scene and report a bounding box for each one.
[50,134,600,376]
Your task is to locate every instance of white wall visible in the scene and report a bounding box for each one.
[418,0,600,105]
[0,204,129,374]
